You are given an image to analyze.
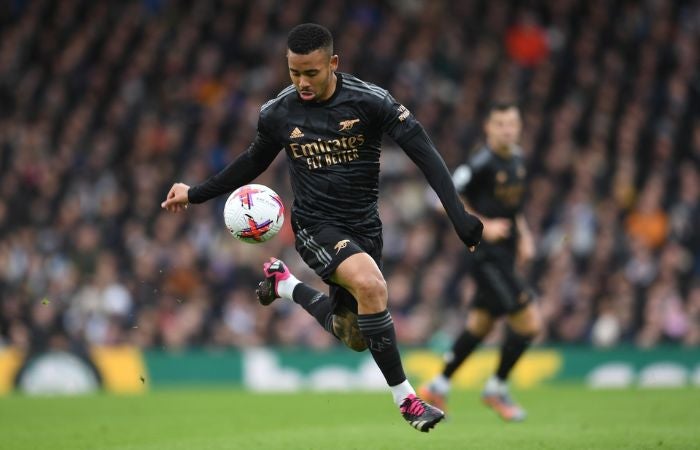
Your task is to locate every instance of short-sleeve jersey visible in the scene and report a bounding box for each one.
[252,73,422,235]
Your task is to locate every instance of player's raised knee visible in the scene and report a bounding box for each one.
[352,274,388,310]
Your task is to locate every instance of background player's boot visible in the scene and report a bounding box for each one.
[481,376,527,422]
[332,306,366,351]
[255,258,291,306]
[418,381,448,413]
[399,394,445,432]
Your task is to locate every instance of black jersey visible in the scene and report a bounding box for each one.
[189,72,482,246]
[256,72,422,233]
[453,146,526,248]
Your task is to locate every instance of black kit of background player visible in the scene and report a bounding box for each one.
[421,102,541,422]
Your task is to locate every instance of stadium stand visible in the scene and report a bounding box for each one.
[0,0,697,353]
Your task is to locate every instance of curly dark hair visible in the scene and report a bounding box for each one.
[287,23,333,55]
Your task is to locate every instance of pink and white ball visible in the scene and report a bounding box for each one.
[223,184,285,244]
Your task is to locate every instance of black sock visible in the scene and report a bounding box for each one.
[292,284,334,335]
[357,310,406,386]
[496,329,533,381]
[442,330,483,378]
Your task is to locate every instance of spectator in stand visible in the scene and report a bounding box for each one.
[0,0,697,351]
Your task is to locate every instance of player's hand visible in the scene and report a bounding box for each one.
[460,213,483,250]
[517,233,536,265]
[161,182,191,213]
[483,218,511,242]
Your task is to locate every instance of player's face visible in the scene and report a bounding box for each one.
[485,108,522,151]
[287,48,338,102]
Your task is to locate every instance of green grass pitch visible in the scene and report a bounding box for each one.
[1,386,698,449]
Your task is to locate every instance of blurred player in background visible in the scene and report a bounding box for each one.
[161,23,483,432]
[420,102,541,422]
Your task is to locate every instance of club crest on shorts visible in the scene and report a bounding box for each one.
[334,239,350,254]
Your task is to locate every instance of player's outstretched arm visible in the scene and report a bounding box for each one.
[378,92,481,247]
[161,126,282,212]
[398,128,483,248]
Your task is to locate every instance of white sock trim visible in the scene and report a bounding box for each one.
[431,374,450,395]
[485,375,507,394]
[277,275,301,300]
[390,379,416,406]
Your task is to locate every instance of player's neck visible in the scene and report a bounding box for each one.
[489,142,512,158]
[317,72,338,102]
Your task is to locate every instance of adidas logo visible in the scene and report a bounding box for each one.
[289,127,304,139]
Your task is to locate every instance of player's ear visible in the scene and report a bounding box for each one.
[330,54,338,71]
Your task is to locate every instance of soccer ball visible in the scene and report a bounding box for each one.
[223,184,285,243]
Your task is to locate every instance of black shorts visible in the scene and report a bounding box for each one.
[471,244,532,316]
[292,221,383,314]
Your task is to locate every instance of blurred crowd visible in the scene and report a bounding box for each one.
[0,0,698,355]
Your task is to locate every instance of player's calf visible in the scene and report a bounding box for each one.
[332,306,366,352]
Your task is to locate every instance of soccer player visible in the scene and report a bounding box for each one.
[161,23,483,432]
[419,102,541,422]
